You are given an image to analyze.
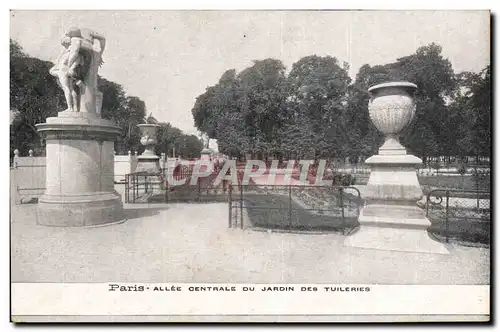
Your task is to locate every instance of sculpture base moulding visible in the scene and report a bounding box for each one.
[37,192,124,227]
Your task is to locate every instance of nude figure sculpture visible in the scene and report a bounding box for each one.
[50,27,106,113]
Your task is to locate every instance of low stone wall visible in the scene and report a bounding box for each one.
[10,153,159,204]
[114,154,138,183]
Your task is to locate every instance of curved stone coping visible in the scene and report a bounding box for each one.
[36,123,121,133]
[38,217,126,229]
[37,116,120,131]
[365,154,422,165]
[39,191,121,204]
[368,81,418,93]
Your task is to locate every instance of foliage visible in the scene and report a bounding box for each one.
[10,39,63,155]
[192,42,490,160]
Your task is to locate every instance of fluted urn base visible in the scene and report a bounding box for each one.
[345,148,449,254]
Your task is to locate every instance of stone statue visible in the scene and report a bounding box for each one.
[198,132,210,149]
[50,27,106,113]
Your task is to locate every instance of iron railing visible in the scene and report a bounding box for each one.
[228,184,362,234]
[426,189,490,245]
[124,170,230,203]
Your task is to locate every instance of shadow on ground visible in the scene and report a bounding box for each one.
[124,207,167,221]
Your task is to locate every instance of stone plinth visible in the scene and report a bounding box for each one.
[345,154,449,254]
[35,112,124,227]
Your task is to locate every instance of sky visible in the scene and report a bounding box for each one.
[10,10,490,137]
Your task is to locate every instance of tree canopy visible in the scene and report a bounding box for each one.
[192,43,490,160]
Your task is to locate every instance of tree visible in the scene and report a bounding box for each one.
[284,55,352,159]
[450,66,491,158]
[192,59,288,159]
[236,59,288,159]
[10,39,64,155]
[154,122,203,159]
[391,43,457,157]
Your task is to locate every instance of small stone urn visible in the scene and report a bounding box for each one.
[137,124,160,157]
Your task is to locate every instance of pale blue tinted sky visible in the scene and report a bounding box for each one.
[10,10,490,135]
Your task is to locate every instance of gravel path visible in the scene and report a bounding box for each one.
[11,203,489,284]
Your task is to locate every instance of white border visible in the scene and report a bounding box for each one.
[3,1,496,329]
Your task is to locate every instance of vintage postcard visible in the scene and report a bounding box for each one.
[9,9,491,323]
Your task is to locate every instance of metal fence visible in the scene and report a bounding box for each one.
[124,170,230,203]
[228,184,362,234]
[426,189,491,245]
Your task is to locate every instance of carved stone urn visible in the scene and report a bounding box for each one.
[344,82,448,254]
[137,124,160,157]
[368,82,417,156]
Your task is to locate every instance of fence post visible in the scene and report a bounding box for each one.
[197,179,201,202]
[445,190,450,243]
[288,185,292,227]
[125,174,129,203]
[339,187,345,233]
[228,184,233,228]
[476,170,480,210]
[239,184,243,229]
[132,174,136,203]
[425,192,430,218]
[165,170,169,203]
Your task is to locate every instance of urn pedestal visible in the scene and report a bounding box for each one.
[36,112,124,227]
[344,82,448,254]
[133,124,163,199]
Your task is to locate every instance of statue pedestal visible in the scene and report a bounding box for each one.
[344,155,449,254]
[36,112,124,227]
[200,148,213,173]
